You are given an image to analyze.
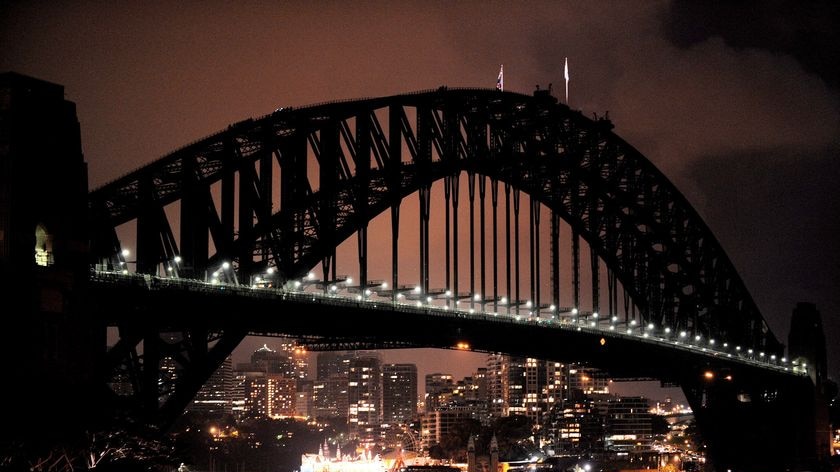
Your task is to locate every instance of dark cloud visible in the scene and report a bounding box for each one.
[665,0,840,89]
[684,146,840,380]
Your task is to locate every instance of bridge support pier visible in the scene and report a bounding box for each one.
[682,365,828,471]
[0,73,105,446]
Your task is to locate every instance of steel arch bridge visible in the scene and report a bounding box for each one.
[86,88,816,470]
[90,88,779,352]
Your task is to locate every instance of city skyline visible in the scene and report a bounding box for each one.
[3,1,837,386]
[231,339,688,402]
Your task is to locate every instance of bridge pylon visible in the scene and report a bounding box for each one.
[0,72,105,445]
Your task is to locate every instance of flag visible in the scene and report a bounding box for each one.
[496,64,504,91]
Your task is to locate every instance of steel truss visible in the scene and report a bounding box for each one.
[89,87,783,426]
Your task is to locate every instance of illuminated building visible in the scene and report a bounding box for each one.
[251,343,293,375]
[237,344,298,418]
[314,375,349,419]
[545,398,604,454]
[279,341,309,380]
[317,351,355,380]
[487,355,560,423]
[348,355,382,438]
[231,371,247,418]
[242,373,296,417]
[296,379,314,418]
[266,374,297,417]
[565,364,609,396]
[420,407,474,450]
[605,396,652,452]
[425,373,454,412]
[486,354,507,417]
[188,355,233,415]
[383,363,417,424]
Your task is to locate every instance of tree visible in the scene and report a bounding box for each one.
[651,415,670,435]
[488,415,536,461]
[439,419,483,461]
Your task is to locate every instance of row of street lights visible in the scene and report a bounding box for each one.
[110,254,801,373]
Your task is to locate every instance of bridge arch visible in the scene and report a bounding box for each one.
[89,88,781,356]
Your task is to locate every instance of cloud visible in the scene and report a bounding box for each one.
[665,0,840,89]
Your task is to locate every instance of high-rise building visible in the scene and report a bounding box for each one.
[383,364,417,424]
[543,395,605,455]
[544,361,564,406]
[523,357,547,425]
[252,344,293,375]
[296,380,314,418]
[188,356,233,415]
[565,364,609,396]
[487,354,557,420]
[605,396,652,452]
[487,355,506,417]
[317,351,355,380]
[348,355,382,438]
[231,371,247,418]
[243,372,297,418]
[279,341,309,380]
[425,373,454,412]
[237,344,299,418]
[420,408,474,450]
[313,375,349,419]
[313,351,354,420]
[266,375,297,417]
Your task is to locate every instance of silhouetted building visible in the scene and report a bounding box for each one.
[383,363,417,424]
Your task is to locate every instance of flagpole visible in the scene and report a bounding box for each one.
[564,57,569,105]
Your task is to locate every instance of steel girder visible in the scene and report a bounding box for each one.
[89,88,781,357]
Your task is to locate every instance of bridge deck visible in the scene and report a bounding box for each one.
[90,270,804,377]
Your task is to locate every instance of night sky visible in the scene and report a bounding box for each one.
[3,1,838,397]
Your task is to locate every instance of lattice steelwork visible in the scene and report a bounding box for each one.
[89,87,782,366]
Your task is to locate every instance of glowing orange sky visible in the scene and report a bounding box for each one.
[3,1,838,393]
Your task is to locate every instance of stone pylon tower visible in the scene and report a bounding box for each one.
[0,72,99,445]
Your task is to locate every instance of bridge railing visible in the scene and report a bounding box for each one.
[90,270,806,376]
